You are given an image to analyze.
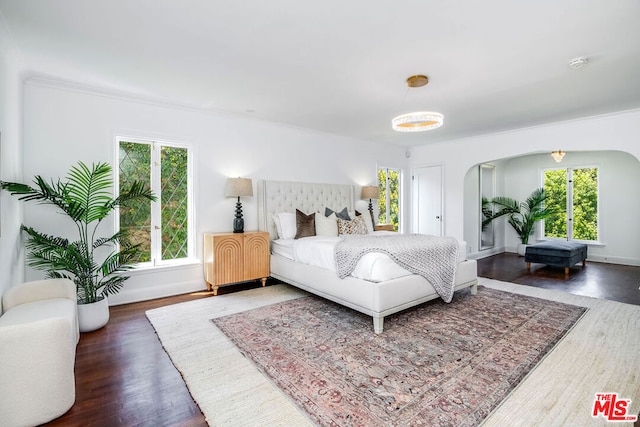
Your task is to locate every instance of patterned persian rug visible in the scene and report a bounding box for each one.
[211,286,587,427]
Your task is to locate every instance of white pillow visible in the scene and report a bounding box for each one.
[272,214,283,238]
[277,212,297,239]
[315,212,338,237]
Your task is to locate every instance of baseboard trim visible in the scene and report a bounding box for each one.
[467,246,506,260]
[472,248,640,267]
[108,279,207,306]
[587,254,640,267]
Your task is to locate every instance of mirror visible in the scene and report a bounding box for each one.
[479,164,495,250]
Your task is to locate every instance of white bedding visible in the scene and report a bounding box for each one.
[271,233,467,283]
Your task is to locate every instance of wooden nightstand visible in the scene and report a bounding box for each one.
[203,231,270,295]
[374,224,395,231]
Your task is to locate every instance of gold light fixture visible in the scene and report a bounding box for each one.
[551,150,566,163]
[392,75,444,132]
[392,112,444,132]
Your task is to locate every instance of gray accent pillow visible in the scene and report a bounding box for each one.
[325,207,350,220]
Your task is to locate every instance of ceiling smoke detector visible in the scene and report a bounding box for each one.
[568,57,589,69]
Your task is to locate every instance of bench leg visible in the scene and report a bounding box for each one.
[582,259,586,268]
[564,267,569,278]
[527,262,531,271]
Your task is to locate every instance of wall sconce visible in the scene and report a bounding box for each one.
[224,177,253,233]
[551,150,566,163]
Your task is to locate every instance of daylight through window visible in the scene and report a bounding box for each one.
[543,166,598,242]
[118,139,193,265]
[377,167,400,231]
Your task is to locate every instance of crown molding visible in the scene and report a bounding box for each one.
[23,74,208,114]
[0,9,23,64]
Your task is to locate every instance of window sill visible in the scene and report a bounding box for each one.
[537,238,605,248]
[116,259,202,276]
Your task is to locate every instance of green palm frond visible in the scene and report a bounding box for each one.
[486,188,557,244]
[93,230,127,250]
[109,179,157,210]
[66,162,115,224]
[1,161,156,304]
[21,225,69,249]
[99,251,131,277]
[488,196,520,213]
[98,275,128,298]
[1,176,73,217]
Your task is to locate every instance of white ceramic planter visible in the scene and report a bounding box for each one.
[77,297,110,333]
[517,243,530,256]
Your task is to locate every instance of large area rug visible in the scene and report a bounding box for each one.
[145,280,640,426]
[210,286,586,426]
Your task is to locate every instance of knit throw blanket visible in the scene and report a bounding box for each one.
[335,234,460,302]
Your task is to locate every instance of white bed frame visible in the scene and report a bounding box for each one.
[258,179,478,333]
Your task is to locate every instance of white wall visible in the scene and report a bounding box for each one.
[411,109,640,265]
[21,80,408,304]
[465,151,640,264]
[13,67,640,306]
[0,20,25,309]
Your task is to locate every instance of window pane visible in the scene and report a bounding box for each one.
[377,168,400,231]
[544,167,598,242]
[377,168,388,224]
[544,169,567,238]
[573,168,598,241]
[160,146,189,260]
[119,141,152,263]
[388,169,400,230]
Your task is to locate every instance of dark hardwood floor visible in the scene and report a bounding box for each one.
[44,257,640,426]
[45,291,212,427]
[477,253,640,306]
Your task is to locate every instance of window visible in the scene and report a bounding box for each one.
[543,166,599,242]
[118,138,193,265]
[377,167,400,231]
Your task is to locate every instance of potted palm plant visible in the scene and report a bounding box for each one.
[1,161,155,332]
[484,188,556,255]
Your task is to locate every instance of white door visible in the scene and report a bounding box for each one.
[412,165,443,236]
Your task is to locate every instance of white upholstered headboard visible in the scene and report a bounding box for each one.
[258,180,355,240]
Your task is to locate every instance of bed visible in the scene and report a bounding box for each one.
[257,180,478,333]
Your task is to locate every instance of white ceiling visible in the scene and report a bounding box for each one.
[1,0,639,147]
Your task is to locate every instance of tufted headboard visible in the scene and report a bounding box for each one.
[258,180,355,240]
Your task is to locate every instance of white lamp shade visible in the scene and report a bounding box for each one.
[225,177,253,198]
[361,185,380,200]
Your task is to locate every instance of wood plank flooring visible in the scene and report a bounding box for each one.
[44,257,640,426]
[477,253,640,306]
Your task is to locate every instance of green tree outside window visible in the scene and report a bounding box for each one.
[377,168,400,231]
[544,167,598,241]
[119,140,191,264]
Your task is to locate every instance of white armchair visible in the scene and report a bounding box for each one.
[0,279,79,427]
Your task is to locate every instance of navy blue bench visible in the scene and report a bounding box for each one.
[525,241,588,277]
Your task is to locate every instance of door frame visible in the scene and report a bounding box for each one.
[411,162,444,236]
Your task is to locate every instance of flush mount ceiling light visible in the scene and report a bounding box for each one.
[392,75,444,132]
[568,57,589,69]
[551,150,566,163]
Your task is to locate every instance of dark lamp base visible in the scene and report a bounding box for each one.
[233,199,245,233]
